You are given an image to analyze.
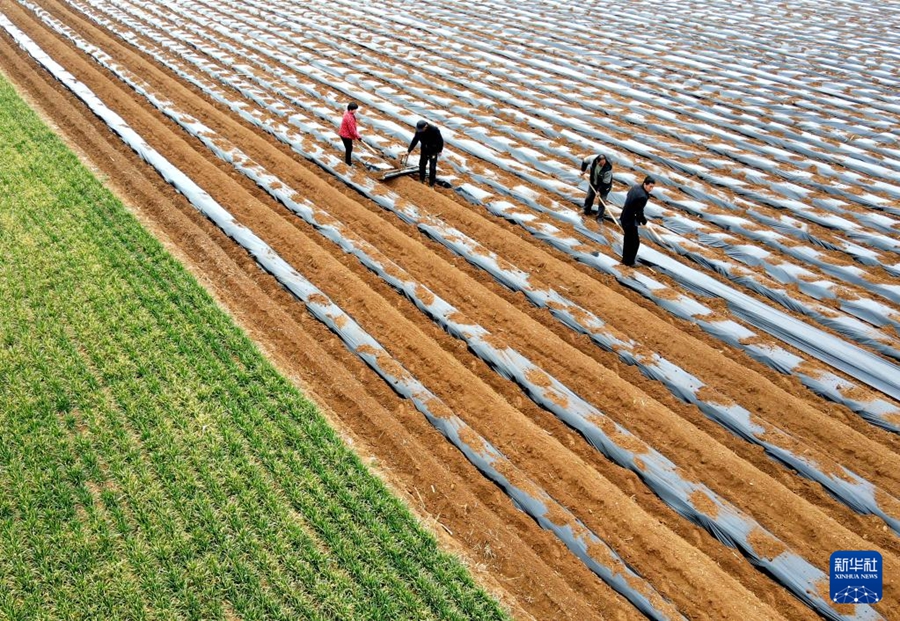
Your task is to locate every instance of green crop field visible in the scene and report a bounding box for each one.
[0,74,508,621]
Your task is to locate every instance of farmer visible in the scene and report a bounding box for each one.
[620,176,655,267]
[338,102,361,165]
[580,153,613,219]
[407,119,444,186]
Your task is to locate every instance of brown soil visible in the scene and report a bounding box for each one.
[747,527,789,561]
[2,2,898,620]
[690,490,721,520]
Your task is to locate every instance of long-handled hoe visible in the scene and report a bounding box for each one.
[590,183,668,247]
[590,183,624,232]
[643,220,667,247]
[357,140,380,158]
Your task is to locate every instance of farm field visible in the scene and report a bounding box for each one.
[0,74,509,620]
[1,0,899,619]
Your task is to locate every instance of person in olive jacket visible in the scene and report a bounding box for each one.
[580,153,613,218]
[619,176,655,266]
[407,120,444,186]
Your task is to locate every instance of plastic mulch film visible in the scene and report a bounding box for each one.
[75,0,900,424]
[12,7,895,620]
[56,0,900,435]
[47,3,900,540]
[175,0,900,340]
[1,14,692,619]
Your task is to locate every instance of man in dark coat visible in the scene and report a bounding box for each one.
[619,176,655,266]
[407,120,444,186]
[580,153,613,218]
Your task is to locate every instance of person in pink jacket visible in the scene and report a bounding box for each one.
[338,102,361,166]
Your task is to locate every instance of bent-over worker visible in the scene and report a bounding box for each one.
[407,120,444,186]
[580,153,613,219]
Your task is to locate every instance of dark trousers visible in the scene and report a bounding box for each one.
[583,186,608,218]
[341,137,353,165]
[419,153,438,185]
[622,225,641,266]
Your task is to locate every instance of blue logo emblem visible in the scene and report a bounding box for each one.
[830,551,882,604]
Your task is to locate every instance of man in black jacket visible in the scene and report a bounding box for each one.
[407,120,444,186]
[619,176,655,266]
[580,153,613,219]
